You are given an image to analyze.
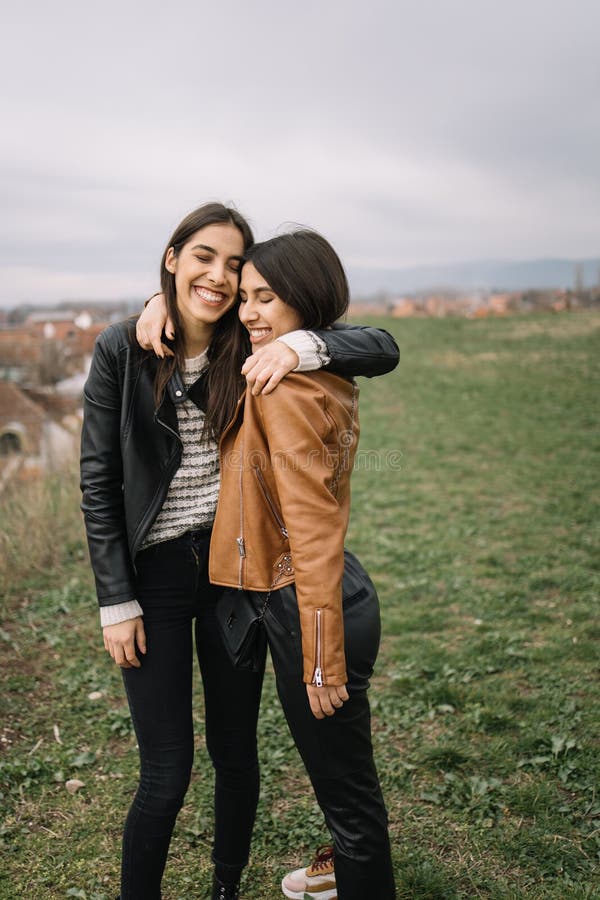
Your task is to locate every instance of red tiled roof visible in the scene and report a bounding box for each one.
[0,381,46,425]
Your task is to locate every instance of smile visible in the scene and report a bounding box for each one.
[193,286,228,305]
[247,328,273,343]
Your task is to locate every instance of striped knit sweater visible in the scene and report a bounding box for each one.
[140,349,218,548]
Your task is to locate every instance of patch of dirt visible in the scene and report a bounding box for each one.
[500,313,600,341]
[432,348,585,368]
[432,350,508,368]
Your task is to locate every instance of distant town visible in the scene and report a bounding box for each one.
[351,283,600,318]
[1,281,599,490]
[0,308,109,490]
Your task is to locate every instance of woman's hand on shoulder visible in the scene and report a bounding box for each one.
[103,617,147,668]
[136,293,175,358]
[242,340,299,396]
[306,682,349,719]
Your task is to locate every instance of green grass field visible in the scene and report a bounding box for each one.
[1,311,599,899]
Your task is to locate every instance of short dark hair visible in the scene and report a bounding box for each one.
[244,230,349,329]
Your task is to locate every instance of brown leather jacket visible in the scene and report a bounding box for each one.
[209,371,359,686]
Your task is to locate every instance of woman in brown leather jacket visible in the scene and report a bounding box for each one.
[209,231,396,900]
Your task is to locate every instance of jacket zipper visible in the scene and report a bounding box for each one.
[237,438,245,589]
[253,466,289,539]
[134,402,182,556]
[312,609,324,686]
[216,393,247,590]
[154,406,183,444]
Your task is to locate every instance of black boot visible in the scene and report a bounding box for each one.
[211,874,240,900]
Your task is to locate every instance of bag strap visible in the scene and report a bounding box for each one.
[258,591,271,620]
[259,553,294,620]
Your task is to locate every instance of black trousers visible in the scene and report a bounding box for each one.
[257,549,396,900]
[120,530,264,900]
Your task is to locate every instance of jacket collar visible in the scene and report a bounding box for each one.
[166,367,187,405]
[166,366,208,413]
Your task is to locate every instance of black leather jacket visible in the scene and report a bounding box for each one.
[80,320,399,608]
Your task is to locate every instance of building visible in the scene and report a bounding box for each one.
[0,313,106,388]
[0,381,79,486]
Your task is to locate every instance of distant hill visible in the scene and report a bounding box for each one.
[347,258,600,296]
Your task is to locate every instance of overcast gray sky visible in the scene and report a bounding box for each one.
[1,0,599,304]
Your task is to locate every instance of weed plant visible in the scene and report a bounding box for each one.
[0,467,84,594]
[1,312,599,898]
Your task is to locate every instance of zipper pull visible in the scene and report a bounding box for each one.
[312,609,323,687]
[236,537,246,558]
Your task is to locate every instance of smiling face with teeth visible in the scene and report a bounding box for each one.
[165,223,245,355]
[238,262,304,348]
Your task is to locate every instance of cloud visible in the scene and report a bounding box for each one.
[1,0,599,303]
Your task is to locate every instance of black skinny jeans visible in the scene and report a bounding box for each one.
[120,530,264,900]
[257,549,396,900]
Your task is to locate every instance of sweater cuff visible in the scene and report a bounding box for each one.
[278,330,331,372]
[100,599,144,627]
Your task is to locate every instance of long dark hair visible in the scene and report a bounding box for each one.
[244,230,349,328]
[154,202,253,439]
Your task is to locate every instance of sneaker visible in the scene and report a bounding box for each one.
[281,845,337,899]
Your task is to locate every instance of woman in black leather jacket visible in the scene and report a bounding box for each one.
[80,202,398,900]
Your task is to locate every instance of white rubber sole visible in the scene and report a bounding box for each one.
[281,877,338,900]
